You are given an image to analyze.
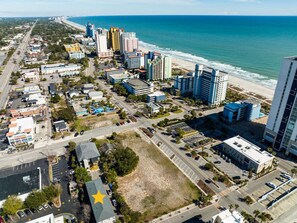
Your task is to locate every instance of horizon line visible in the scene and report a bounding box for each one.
[1,14,297,18]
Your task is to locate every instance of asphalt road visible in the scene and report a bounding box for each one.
[0,22,36,109]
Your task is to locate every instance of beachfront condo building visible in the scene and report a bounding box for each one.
[147,54,163,80]
[264,56,297,156]
[86,22,95,39]
[193,64,228,106]
[120,32,138,54]
[146,52,172,81]
[95,31,113,58]
[109,27,124,51]
[163,55,172,79]
[173,72,195,95]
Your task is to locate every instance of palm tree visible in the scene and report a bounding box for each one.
[253,210,260,222]
[234,204,239,210]
[229,204,234,210]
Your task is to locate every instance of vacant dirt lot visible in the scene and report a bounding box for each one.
[117,131,200,221]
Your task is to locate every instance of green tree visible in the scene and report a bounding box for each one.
[43,184,61,202]
[74,167,92,184]
[112,147,139,176]
[24,191,47,210]
[2,195,23,215]
[50,94,61,103]
[68,141,77,152]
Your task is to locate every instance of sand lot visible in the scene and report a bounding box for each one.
[117,131,200,221]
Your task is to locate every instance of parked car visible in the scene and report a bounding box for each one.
[38,206,43,211]
[43,203,49,209]
[214,161,221,164]
[17,211,25,218]
[266,182,277,189]
[112,199,117,207]
[106,189,112,196]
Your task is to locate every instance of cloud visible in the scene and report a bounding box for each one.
[232,0,260,2]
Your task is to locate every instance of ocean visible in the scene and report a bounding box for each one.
[69,16,297,89]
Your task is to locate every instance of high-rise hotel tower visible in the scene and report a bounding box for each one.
[264,56,297,156]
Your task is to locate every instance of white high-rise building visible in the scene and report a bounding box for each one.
[120,32,138,54]
[193,64,228,106]
[264,56,297,156]
[163,55,172,79]
[95,31,113,58]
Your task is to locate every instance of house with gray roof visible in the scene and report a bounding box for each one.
[75,142,100,170]
[86,178,116,223]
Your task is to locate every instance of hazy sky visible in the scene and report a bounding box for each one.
[1,0,297,17]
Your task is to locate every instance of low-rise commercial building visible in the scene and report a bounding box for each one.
[223,99,261,123]
[26,214,64,223]
[147,102,162,114]
[222,136,274,173]
[147,91,166,103]
[0,168,41,208]
[122,79,154,96]
[211,209,244,223]
[88,91,103,101]
[6,117,35,146]
[25,93,46,106]
[23,85,42,95]
[21,68,40,81]
[86,178,116,223]
[41,63,81,77]
[108,73,130,85]
[104,68,126,79]
[82,84,94,94]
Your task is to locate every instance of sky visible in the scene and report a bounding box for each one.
[0,0,297,17]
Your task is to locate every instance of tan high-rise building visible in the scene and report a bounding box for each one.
[109,27,124,51]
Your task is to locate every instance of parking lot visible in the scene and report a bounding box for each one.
[207,150,244,178]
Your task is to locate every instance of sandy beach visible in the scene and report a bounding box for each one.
[139,45,275,100]
[62,18,275,100]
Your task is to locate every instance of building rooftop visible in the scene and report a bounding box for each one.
[124,79,151,89]
[212,210,244,223]
[148,91,166,97]
[109,73,129,80]
[75,142,100,162]
[53,120,67,131]
[147,102,161,110]
[224,136,274,164]
[86,178,115,223]
[225,102,246,111]
[83,83,94,89]
[88,91,103,98]
[0,168,39,201]
[7,117,34,137]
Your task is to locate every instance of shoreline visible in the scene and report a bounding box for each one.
[62,18,275,100]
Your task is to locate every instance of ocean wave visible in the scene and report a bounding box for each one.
[139,41,277,90]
